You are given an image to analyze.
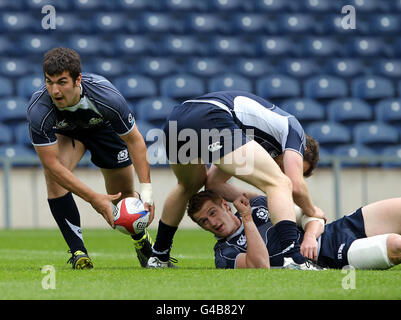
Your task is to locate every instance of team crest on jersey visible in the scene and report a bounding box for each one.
[255,207,269,221]
[237,234,247,247]
[128,113,134,124]
[55,119,69,129]
[117,149,129,163]
[88,117,103,126]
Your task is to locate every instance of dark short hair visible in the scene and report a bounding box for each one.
[187,190,223,222]
[303,134,319,178]
[43,47,81,83]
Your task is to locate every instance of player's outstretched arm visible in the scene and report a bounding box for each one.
[283,150,326,220]
[233,195,270,269]
[120,124,154,226]
[34,144,118,227]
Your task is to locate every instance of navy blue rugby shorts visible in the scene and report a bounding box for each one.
[162,102,250,164]
[317,208,367,269]
[55,125,132,169]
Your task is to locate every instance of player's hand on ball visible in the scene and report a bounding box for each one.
[144,202,155,227]
[90,192,121,228]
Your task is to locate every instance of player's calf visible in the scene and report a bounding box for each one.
[387,233,401,265]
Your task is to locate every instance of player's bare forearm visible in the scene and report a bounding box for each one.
[234,196,270,269]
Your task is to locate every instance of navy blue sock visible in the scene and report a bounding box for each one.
[274,220,305,264]
[48,192,87,254]
[152,220,178,260]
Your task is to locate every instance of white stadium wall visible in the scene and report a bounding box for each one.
[0,167,401,229]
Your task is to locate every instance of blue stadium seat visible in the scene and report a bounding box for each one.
[302,37,340,57]
[325,59,364,78]
[0,35,15,56]
[165,0,206,11]
[17,75,45,99]
[353,122,399,151]
[0,12,36,32]
[277,14,315,34]
[0,58,32,78]
[232,14,267,34]
[161,35,202,56]
[348,37,386,57]
[300,0,334,12]
[209,36,249,56]
[233,58,273,78]
[320,15,359,35]
[19,35,56,55]
[257,37,294,57]
[115,0,150,10]
[92,13,127,33]
[68,35,104,56]
[281,98,325,127]
[280,59,317,78]
[139,12,179,33]
[304,75,348,99]
[327,98,373,128]
[255,0,290,12]
[333,144,377,167]
[317,146,331,167]
[14,123,32,147]
[160,74,205,99]
[92,59,125,78]
[351,76,395,100]
[138,57,177,78]
[25,0,72,11]
[53,13,83,33]
[373,60,401,79]
[185,13,225,34]
[114,75,157,99]
[306,122,351,151]
[114,35,153,56]
[381,145,401,168]
[256,74,301,100]
[0,77,13,97]
[0,145,35,161]
[375,99,401,133]
[136,97,178,127]
[186,57,225,78]
[0,0,24,10]
[209,0,244,11]
[72,0,114,10]
[0,124,13,145]
[208,73,252,92]
[348,0,381,12]
[368,15,401,35]
[0,97,29,124]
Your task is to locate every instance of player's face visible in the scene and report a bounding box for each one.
[193,200,241,238]
[45,71,82,108]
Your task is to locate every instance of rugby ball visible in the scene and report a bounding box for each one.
[113,197,149,235]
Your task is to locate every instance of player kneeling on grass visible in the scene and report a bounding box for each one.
[187,190,401,270]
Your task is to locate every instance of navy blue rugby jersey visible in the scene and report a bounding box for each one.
[184,90,306,158]
[27,73,135,146]
[214,196,305,269]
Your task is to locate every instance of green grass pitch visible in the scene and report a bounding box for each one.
[0,228,400,300]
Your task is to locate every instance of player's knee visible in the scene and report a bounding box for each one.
[266,173,292,193]
[387,233,401,264]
